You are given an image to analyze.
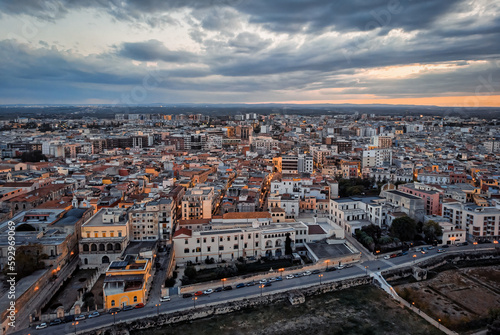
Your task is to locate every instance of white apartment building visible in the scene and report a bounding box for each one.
[182,186,214,220]
[329,197,387,233]
[362,148,393,168]
[173,218,309,263]
[417,173,450,185]
[442,202,500,240]
[298,154,313,174]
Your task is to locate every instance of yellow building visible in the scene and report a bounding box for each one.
[103,255,153,310]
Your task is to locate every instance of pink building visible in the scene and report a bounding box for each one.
[398,183,442,216]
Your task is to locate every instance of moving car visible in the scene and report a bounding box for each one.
[134,303,145,309]
[49,319,62,326]
[437,249,445,253]
[203,289,213,295]
[160,295,171,302]
[36,323,48,330]
[88,311,100,318]
[74,315,85,321]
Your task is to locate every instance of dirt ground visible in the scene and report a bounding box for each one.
[394,265,500,332]
[133,285,444,335]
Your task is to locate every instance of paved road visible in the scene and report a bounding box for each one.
[13,243,497,335]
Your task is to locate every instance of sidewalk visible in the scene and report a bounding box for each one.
[344,233,376,261]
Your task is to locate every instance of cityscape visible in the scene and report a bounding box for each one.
[1,1,500,335]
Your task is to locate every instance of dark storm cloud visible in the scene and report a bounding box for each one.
[117,40,198,63]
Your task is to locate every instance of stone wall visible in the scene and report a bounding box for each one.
[79,276,372,335]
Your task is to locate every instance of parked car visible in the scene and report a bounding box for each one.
[276,276,283,281]
[303,271,312,276]
[49,319,62,326]
[160,295,171,302]
[183,293,193,298]
[122,305,134,311]
[236,283,246,289]
[268,277,277,282]
[108,307,121,314]
[36,323,48,330]
[74,315,85,321]
[402,251,408,256]
[88,311,100,318]
[336,265,345,270]
[203,289,213,295]
[134,303,145,309]
[259,279,267,284]
[194,291,204,296]
[383,255,390,260]
[214,287,223,292]
[246,281,256,286]
[286,274,294,279]
[437,249,445,253]
[390,254,397,258]
[428,246,435,250]
[264,282,272,287]
[345,264,353,268]
[223,286,233,291]
[325,267,337,272]
[415,248,422,252]
[293,273,302,278]
[311,269,321,274]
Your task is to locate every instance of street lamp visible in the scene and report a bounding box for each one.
[325,260,330,271]
[221,278,227,288]
[192,297,197,308]
[111,312,117,325]
[72,321,79,334]
[473,241,478,250]
[259,284,264,297]
[413,254,417,264]
[364,266,369,275]
[155,303,161,315]
[319,274,323,284]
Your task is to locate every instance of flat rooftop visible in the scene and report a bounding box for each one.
[306,242,355,259]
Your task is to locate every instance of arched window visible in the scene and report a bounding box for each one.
[84,258,88,265]
[111,300,115,307]
[91,244,97,251]
[99,244,105,251]
[102,256,110,264]
[83,244,89,252]
[115,243,121,251]
[107,243,113,251]
[133,296,137,302]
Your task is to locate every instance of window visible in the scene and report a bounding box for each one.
[111,300,115,306]
[212,238,215,243]
[234,236,238,241]
[134,296,137,302]
[196,247,201,252]
[219,246,224,251]
[256,242,259,247]
[184,248,189,253]
[207,246,211,252]
[185,239,188,244]
[233,244,238,250]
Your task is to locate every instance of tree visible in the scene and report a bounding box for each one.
[423,220,443,243]
[184,266,197,280]
[20,150,47,163]
[390,216,417,241]
[285,233,293,255]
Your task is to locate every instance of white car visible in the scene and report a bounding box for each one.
[160,295,171,302]
[285,274,294,279]
[203,289,213,295]
[88,311,100,318]
[74,314,85,321]
[259,279,267,284]
[36,323,48,330]
[383,255,390,260]
[303,271,312,276]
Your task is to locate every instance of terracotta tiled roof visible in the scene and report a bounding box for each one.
[173,228,192,238]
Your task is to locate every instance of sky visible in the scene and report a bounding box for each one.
[0,0,499,106]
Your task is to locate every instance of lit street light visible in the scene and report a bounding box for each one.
[319,274,323,284]
[325,260,330,271]
[413,254,417,264]
[364,266,369,275]
[221,278,227,288]
[155,303,161,315]
[72,321,79,334]
[192,297,197,308]
[259,284,264,297]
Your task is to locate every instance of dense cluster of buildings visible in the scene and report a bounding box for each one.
[1,111,499,332]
